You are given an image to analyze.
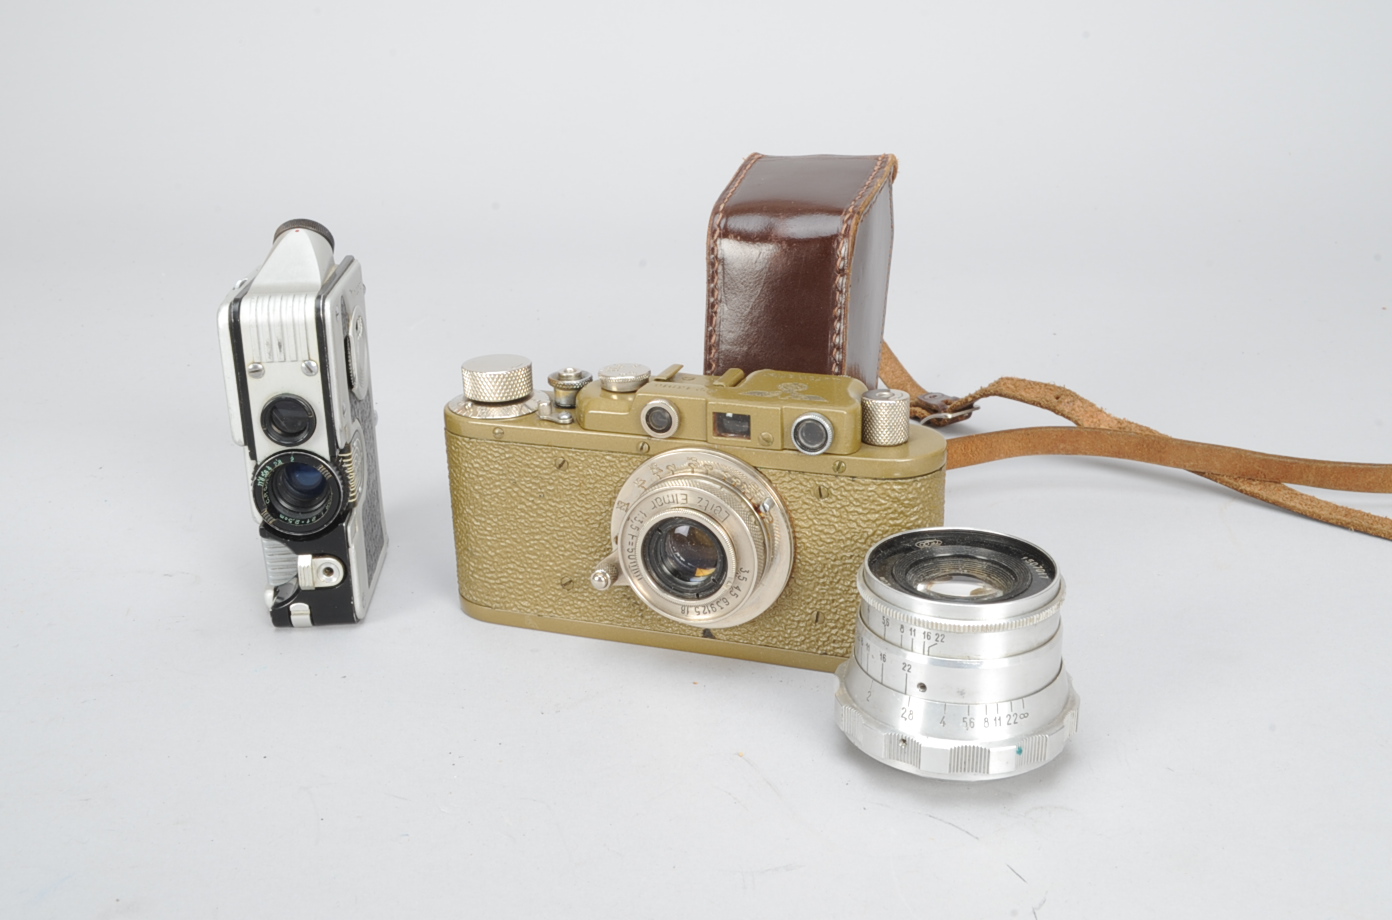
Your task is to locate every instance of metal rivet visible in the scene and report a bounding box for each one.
[637,441,650,454]
[492,427,505,439]
[247,363,265,378]
[302,359,319,376]
[559,577,573,588]
[554,457,567,470]
[759,432,773,446]
[817,484,833,500]
[833,460,847,474]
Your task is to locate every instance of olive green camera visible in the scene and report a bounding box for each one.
[443,356,946,671]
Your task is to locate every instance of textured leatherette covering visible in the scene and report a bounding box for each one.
[445,430,944,671]
[705,153,897,389]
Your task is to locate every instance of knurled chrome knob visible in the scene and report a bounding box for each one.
[598,363,651,393]
[861,388,911,446]
[548,367,593,408]
[461,354,533,404]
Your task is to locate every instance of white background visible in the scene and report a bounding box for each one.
[2,2,1390,918]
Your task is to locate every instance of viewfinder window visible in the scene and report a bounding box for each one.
[713,412,751,439]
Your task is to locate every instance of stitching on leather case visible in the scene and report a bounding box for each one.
[830,153,891,376]
[706,153,763,375]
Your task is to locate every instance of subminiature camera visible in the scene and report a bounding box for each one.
[444,355,946,670]
[217,220,387,626]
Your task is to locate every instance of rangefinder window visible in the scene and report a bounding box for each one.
[640,399,680,439]
[713,412,751,439]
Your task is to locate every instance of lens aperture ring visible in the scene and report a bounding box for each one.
[852,615,1064,704]
[835,659,1079,780]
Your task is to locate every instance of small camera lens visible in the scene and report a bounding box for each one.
[262,395,317,446]
[253,452,345,536]
[643,517,727,601]
[791,413,833,455]
[270,461,331,517]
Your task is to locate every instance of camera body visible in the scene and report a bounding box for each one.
[444,358,945,670]
[217,221,387,626]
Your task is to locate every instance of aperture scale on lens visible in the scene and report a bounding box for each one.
[836,666,1076,775]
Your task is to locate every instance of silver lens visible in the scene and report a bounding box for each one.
[834,528,1080,781]
[602,448,794,629]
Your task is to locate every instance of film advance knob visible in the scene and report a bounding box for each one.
[461,354,534,404]
[861,388,911,447]
[598,363,651,393]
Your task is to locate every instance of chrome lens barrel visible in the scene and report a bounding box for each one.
[606,448,794,629]
[834,528,1080,781]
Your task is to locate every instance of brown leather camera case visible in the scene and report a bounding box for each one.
[704,153,898,389]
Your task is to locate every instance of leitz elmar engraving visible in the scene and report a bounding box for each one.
[444,356,945,672]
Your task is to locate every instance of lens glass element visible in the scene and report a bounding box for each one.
[913,571,1007,601]
[791,414,832,455]
[645,406,672,433]
[869,530,1053,607]
[261,394,317,446]
[269,461,331,518]
[642,517,727,600]
[904,557,1021,602]
[253,452,344,537]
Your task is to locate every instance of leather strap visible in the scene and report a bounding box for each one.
[880,342,1392,541]
[879,340,977,426]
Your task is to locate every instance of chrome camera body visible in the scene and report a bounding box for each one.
[217,220,387,626]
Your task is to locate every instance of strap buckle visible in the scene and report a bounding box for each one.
[917,405,978,426]
[913,391,978,427]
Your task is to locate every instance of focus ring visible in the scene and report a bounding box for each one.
[851,616,1064,703]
